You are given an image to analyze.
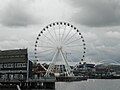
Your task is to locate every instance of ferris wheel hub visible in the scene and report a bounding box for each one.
[57,46,62,50]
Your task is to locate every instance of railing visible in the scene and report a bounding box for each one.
[0,70,27,73]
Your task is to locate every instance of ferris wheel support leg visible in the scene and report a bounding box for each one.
[59,48,74,77]
[44,50,58,77]
[41,64,47,71]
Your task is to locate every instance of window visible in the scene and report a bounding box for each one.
[0,64,3,68]
[15,63,26,68]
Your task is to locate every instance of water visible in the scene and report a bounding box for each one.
[1,79,120,90]
[56,79,120,90]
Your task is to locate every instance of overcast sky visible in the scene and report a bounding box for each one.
[0,0,120,64]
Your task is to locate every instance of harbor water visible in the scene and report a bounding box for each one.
[1,79,120,90]
[56,79,120,90]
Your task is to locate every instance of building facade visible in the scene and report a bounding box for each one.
[0,49,28,81]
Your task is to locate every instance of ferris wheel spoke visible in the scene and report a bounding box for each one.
[38,51,55,60]
[61,51,72,61]
[65,50,83,61]
[59,24,61,42]
[63,27,73,43]
[38,45,54,48]
[64,32,78,45]
[64,48,83,54]
[67,56,74,63]
[65,44,83,47]
[65,48,83,52]
[39,50,55,56]
[53,26,58,41]
[39,39,54,46]
[66,47,83,51]
[69,55,81,62]
[37,48,55,54]
[65,38,81,45]
[47,28,57,43]
[42,33,56,45]
[67,54,79,62]
[62,49,82,63]
[61,25,67,42]
[38,53,52,57]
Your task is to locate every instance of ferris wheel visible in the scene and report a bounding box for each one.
[34,22,86,76]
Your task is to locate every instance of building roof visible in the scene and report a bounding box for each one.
[0,49,28,63]
[0,49,27,55]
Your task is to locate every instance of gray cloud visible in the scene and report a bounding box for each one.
[83,27,120,64]
[0,0,120,65]
[61,0,120,63]
[0,0,38,27]
[64,0,120,27]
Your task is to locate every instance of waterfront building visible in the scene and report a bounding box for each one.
[32,63,46,78]
[95,64,120,77]
[32,64,67,77]
[0,49,31,81]
[73,62,95,77]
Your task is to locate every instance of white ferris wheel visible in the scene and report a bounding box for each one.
[34,22,86,77]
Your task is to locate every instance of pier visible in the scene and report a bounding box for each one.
[0,78,55,90]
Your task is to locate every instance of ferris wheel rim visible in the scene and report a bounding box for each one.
[34,21,86,65]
